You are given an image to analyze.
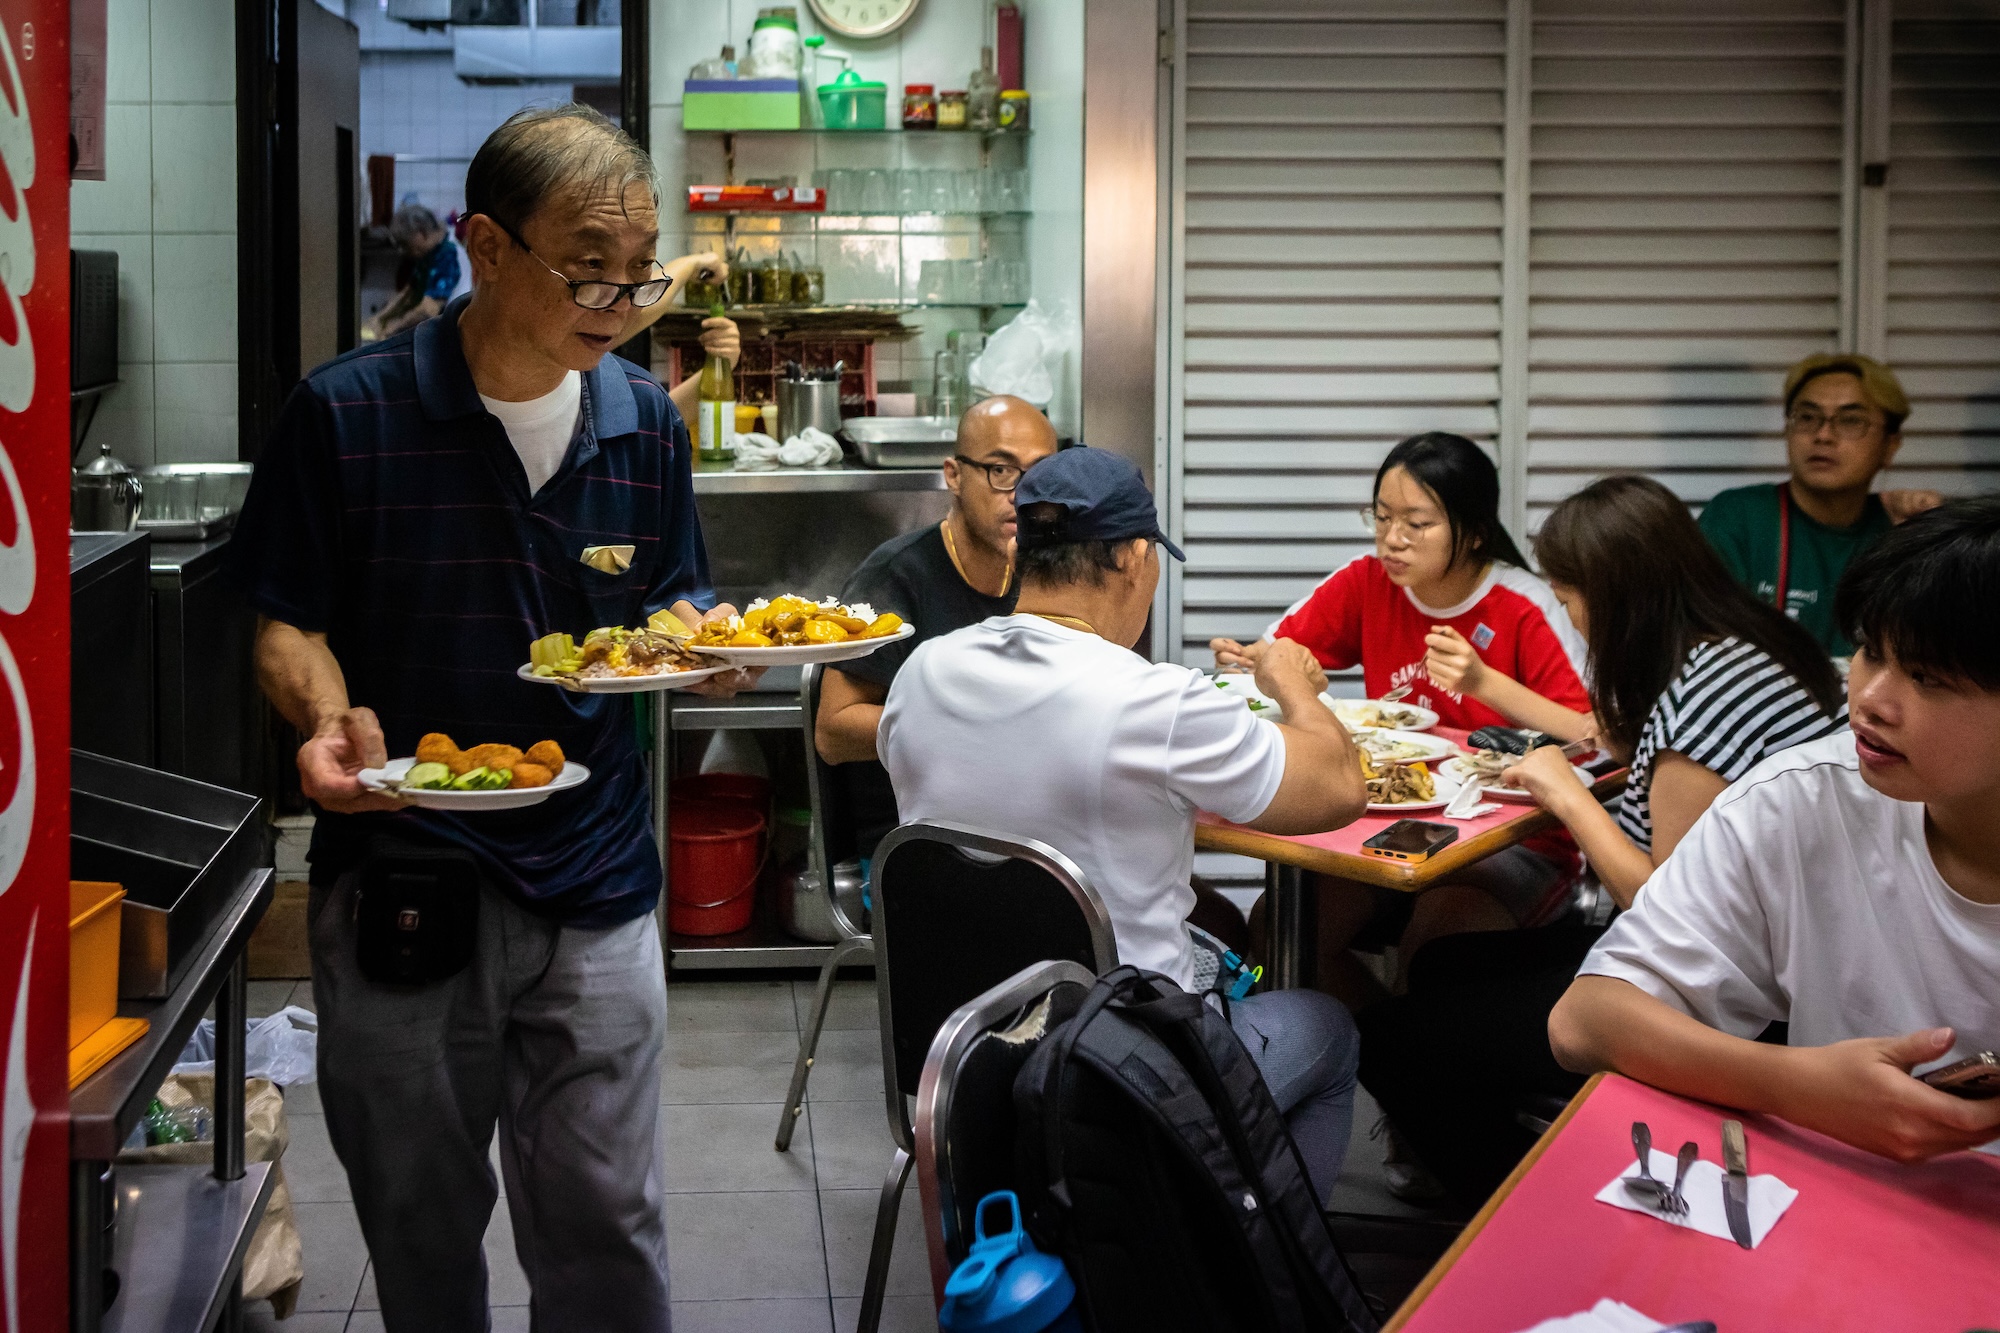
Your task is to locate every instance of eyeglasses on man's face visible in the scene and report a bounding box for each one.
[954,456,1024,492]
[1358,506,1442,540]
[500,221,672,311]
[1786,405,1881,441]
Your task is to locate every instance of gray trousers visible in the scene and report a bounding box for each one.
[309,874,671,1333]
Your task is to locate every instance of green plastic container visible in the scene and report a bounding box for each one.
[817,68,887,131]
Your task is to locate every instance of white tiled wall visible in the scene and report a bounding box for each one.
[358,46,576,222]
[70,0,239,466]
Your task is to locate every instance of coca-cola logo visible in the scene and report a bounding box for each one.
[0,4,34,905]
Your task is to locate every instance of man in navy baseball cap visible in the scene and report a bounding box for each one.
[1012,445,1187,561]
[876,444,1369,1204]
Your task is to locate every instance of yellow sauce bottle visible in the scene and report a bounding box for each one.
[696,301,736,463]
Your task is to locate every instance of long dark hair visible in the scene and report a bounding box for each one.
[1374,433,1528,569]
[1535,474,1843,754]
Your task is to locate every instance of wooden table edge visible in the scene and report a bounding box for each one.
[1196,774,1627,891]
[1381,1071,1607,1332]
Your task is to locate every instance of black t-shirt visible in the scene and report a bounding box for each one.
[832,523,1016,857]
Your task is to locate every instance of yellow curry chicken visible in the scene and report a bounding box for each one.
[690,596,905,650]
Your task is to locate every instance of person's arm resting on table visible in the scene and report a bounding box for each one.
[1547,801,2000,1162]
[1243,638,1369,834]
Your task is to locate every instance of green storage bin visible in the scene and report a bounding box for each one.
[682,79,802,131]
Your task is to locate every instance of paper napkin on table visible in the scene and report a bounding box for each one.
[1442,778,1499,821]
[1594,1147,1797,1247]
[1512,1298,1666,1333]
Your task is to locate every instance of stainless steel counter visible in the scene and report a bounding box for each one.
[691,463,947,495]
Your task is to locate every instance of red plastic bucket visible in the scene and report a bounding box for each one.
[671,773,771,818]
[668,802,766,936]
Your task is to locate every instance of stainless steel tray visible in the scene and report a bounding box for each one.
[70,750,264,999]
[841,416,957,469]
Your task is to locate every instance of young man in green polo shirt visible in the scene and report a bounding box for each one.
[1699,353,1942,656]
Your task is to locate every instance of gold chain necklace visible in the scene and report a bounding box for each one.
[941,517,1011,598]
[1027,612,1097,635]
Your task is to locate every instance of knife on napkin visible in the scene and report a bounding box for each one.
[1720,1119,1753,1249]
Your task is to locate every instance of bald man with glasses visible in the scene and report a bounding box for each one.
[815,394,1061,860]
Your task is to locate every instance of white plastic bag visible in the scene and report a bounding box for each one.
[174,1005,319,1086]
[968,299,1078,409]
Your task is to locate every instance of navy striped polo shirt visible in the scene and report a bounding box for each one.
[230,297,714,925]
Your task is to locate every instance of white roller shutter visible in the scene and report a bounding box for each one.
[1172,0,1509,668]
[1523,0,1850,528]
[1884,1,2000,495]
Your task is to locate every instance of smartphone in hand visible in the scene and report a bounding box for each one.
[1919,1051,2000,1099]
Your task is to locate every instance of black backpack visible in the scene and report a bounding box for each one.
[1012,967,1378,1333]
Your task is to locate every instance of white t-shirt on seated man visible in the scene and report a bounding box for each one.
[878,444,1374,1201]
[1551,495,2000,1162]
[885,613,1285,989]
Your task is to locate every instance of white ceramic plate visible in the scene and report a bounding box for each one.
[1354,728,1458,765]
[1441,755,1597,802]
[687,622,915,665]
[1366,766,1462,814]
[1330,697,1441,733]
[515,663,734,694]
[358,757,592,810]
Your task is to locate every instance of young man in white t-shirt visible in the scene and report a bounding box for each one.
[1550,496,2000,1161]
[881,446,1374,1198]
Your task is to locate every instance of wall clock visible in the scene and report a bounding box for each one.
[807,0,922,41]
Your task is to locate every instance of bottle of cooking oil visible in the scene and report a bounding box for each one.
[696,301,736,464]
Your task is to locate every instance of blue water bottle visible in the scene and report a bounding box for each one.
[937,1191,1084,1333]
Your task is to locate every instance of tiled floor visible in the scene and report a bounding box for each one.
[242,970,1448,1332]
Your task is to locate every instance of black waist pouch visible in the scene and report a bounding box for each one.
[355,838,482,986]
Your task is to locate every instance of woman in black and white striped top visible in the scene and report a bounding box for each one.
[1501,474,1849,903]
[1614,635,1847,849]
[1356,476,1848,1204]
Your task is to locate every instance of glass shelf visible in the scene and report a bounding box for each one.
[690,126,1030,138]
[694,209,1030,219]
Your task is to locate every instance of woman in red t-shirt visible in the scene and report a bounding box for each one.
[1211,433,1596,1009]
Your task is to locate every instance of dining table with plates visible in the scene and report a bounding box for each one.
[1195,712,1628,989]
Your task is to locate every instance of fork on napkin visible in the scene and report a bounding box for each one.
[1596,1147,1797,1247]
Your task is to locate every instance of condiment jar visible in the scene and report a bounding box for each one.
[755,257,793,305]
[902,84,937,130]
[937,90,968,130]
[793,265,824,305]
[998,89,1029,131]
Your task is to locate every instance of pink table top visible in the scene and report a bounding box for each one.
[1194,727,1615,887]
[1391,1074,2000,1333]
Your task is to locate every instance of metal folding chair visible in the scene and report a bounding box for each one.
[775,662,875,1152]
[852,821,1117,1333]
[914,959,1097,1302]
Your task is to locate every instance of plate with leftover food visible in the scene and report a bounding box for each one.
[1442,750,1597,802]
[1352,728,1458,765]
[1330,697,1440,733]
[1361,753,1462,813]
[685,596,913,665]
[519,610,735,693]
[359,736,589,810]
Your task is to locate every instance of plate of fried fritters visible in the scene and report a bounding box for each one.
[358,734,590,810]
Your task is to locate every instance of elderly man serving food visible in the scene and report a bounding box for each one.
[231,104,748,1332]
[879,445,1373,1199]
